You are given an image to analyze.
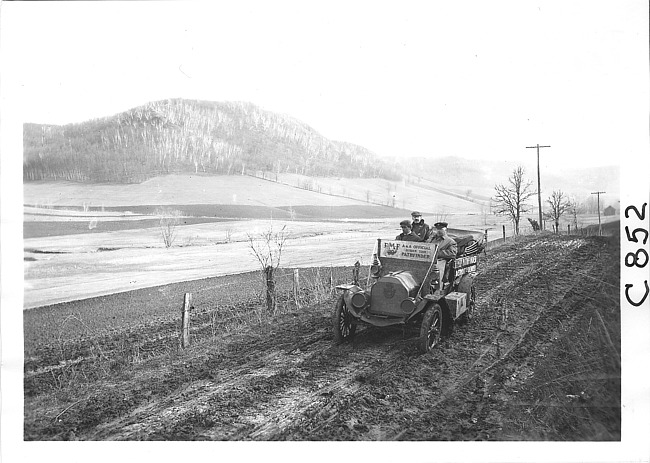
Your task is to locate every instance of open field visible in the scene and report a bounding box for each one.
[24,175,369,208]
[23,200,618,309]
[272,172,489,213]
[23,233,621,441]
[24,173,488,215]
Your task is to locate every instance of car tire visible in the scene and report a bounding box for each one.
[459,284,476,324]
[419,304,443,353]
[333,294,356,344]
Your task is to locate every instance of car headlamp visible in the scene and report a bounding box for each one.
[351,292,368,309]
[400,298,416,313]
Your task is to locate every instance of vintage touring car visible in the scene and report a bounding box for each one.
[333,232,484,353]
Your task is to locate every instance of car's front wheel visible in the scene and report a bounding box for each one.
[418,304,443,353]
[333,295,356,344]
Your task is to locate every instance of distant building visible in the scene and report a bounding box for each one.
[604,206,616,216]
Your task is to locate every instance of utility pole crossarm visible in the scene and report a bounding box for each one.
[526,144,551,231]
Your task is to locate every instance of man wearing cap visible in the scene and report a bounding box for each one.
[427,222,457,259]
[427,222,458,287]
[410,211,430,242]
[395,220,423,242]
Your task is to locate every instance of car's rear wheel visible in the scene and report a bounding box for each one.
[333,295,356,344]
[459,284,476,324]
[419,304,443,353]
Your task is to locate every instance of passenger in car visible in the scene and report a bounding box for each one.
[410,211,430,242]
[426,222,457,259]
[395,220,423,242]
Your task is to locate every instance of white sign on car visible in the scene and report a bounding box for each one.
[381,240,438,262]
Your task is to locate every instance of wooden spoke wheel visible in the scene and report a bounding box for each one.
[419,304,443,353]
[459,284,476,324]
[333,295,356,344]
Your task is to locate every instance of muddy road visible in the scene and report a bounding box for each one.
[25,234,620,441]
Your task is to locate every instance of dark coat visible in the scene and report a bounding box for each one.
[411,221,430,242]
[428,235,457,259]
[395,232,423,242]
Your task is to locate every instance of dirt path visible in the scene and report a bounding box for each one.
[26,234,619,441]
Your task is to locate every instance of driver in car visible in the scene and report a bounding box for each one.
[427,222,457,286]
[426,222,457,258]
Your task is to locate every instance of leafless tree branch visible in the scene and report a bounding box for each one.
[492,166,536,235]
[545,190,571,233]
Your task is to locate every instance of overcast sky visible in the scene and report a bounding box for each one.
[1,1,647,169]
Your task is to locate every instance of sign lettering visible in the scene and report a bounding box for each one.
[381,241,437,262]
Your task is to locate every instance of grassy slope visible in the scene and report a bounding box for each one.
[274,173,487,214]
[23,175,366,208]
[23,173,486,216]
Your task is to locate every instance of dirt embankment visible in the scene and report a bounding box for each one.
[24,234,620,441]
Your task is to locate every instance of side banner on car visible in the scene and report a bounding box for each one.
[455,254,478,277]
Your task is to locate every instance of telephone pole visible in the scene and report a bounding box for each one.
[526,144,551,231]
[591,191,606,236]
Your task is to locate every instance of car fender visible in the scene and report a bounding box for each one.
[412,292,454,335]
[406,292,447,322]
[336,284,367,317]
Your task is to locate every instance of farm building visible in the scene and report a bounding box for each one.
[604,206,616,216]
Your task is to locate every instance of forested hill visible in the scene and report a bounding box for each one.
[24,99,400,183]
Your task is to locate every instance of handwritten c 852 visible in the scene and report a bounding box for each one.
[624,202,649,307]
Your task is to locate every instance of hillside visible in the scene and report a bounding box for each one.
[23,99,400,183]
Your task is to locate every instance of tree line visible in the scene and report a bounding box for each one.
[23,99,401,183]
[492,166,617,235]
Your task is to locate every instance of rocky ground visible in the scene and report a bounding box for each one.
[24,233,620,441]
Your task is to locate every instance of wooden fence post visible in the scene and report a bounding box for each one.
[353,261,360,285]
[502,225,506,242]
[293,269,300,307]
[483,229,488,253]
[181,292,192,348]
[330,265,334,294]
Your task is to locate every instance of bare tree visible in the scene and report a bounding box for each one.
[544,190,571,233]
[155,207,182,248]
[482,199,493,226]
[493,166,536,235]
[247,225,289,313]
[568,196,582,232]
[583,195,599,214]
[432,211,449,226]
